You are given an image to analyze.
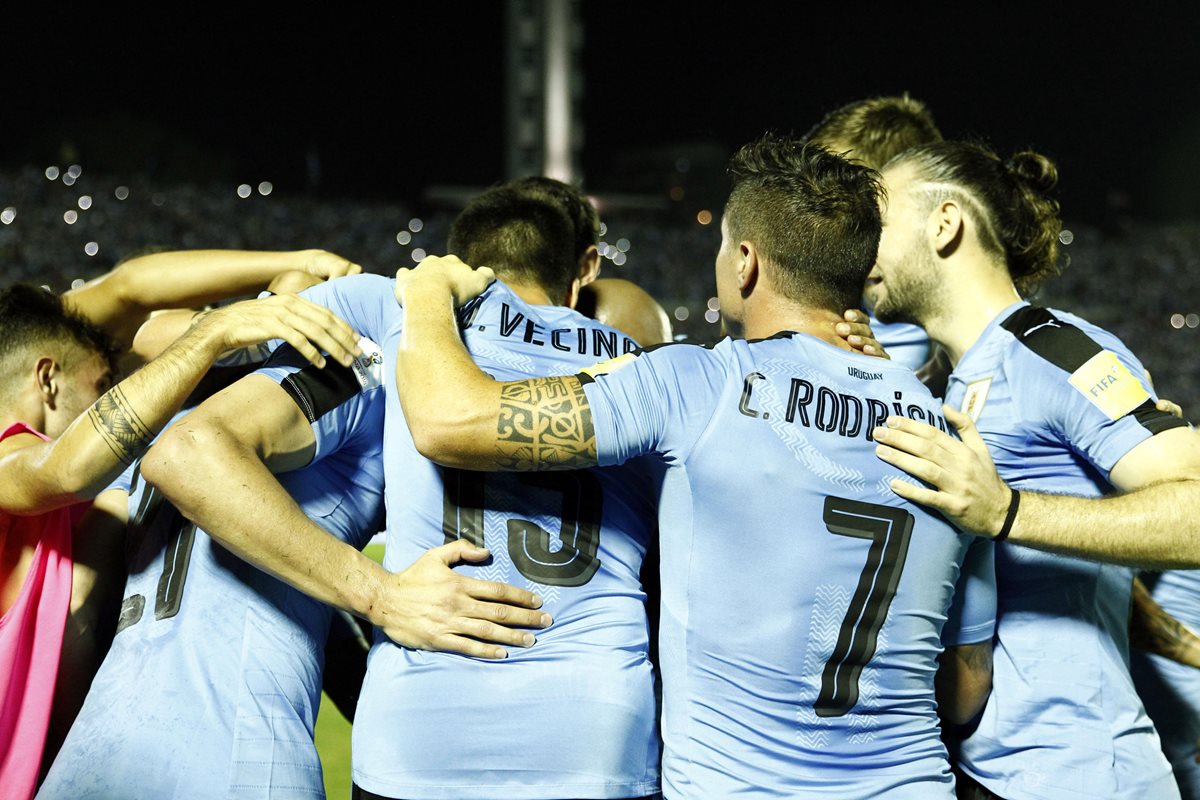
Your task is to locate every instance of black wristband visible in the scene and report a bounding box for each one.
[994,488,1021,542]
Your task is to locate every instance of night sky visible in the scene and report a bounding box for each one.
[7,4,1200,224]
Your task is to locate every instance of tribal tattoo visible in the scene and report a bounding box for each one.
[86,385,155,466]
[496,377,597,470]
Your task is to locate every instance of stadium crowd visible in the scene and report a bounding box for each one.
[2,95,1200,800]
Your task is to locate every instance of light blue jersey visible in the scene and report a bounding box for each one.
[580,331,995,799]
[38,347,386,799]
[869,313,930,371]
[278,276,661,798]
[1133,570,1200,800]
[947,302,1187,800]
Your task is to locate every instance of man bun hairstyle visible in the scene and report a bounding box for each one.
[890,141,1062,294]
[725,133,883,312]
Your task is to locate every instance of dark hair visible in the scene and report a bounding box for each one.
[509,176,600,261]
[804,94,942,171]
[890,140,1062,294]
[447,188,577,299]
[0,284,119,381]
[725,134,883,311]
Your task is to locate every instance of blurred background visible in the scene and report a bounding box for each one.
[2,2,1198,394]
[8,4,1200,793]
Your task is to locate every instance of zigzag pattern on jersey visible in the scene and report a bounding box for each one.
[847,624,886,745]
[465,335,538,376]
[757,359,866,493]
[796,583,852,750]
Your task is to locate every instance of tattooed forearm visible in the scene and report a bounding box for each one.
[496,377,596,470]
[1130,577,1200,667]
[86,385,155,466]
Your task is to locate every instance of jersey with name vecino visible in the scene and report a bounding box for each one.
[579,331,995,800]
[38,345,386,799]
[269,275,662,799]
[947,301,1186,800]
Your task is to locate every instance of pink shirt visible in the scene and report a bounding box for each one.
[0,422,77,800]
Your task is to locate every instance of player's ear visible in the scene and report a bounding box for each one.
[929,199,964,257]
[35,356,58,410]
[576,245,601,288]
[738,241,759,294]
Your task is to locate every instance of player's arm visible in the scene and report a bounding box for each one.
[1129,575,1200,667]
[140,373,552,659]
[63,249,362,351]
[394,256,599,472]
[0,294,359,515]
[936,641,992,727]
[131,272,331,362]
[873,407,1200,569]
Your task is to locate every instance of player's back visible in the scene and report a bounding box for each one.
[583,332,991,798]
[39,396,384,800]
[350,282,660,799]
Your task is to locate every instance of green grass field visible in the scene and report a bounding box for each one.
[315,541,385,799]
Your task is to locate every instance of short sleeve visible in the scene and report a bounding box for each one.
[255,336,386,465]
[580,342,727,467]
[1002,308,1186,476]
[296,274,400,345]
[941,538,996,646]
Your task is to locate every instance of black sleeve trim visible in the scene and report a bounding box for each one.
[999,307,1101,374]
[1130,398,1190,436]
[279,362,362,424]
[1002,306,1185,437]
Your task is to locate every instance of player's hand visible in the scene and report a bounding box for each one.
[371,539,553,659]
[836,309,889,359]
[873,405,1012,538]
[267,270,327,295]
[394,254,496,308]
[1158,397,1185,420]
[194,294,361,369]
[299,249,363,279]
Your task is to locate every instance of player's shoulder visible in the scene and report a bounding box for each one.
[997,304,1132,374]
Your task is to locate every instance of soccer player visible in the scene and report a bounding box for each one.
[40,293,551,796]
[865,140,1199,799]
[390,137,997,799]
[805,94,942,371]
[0,285,359,800]
[142,184,664,798]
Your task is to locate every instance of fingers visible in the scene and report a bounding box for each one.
[875,441,945,487]
[425,634,511,661]
[1158,397,1184,419]
[215,295,361,368]
[429,538,492,566]
[942,405,993,460]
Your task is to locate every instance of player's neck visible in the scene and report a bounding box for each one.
[503,279,558,308]
[741,300,855,351]
[925,264,1022,366]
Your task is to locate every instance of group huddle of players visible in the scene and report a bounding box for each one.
[4,95,1200,800]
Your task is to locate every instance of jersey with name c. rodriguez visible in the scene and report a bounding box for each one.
[947,302,1186,800]
[345,280,660,799]
[579,332,995,800]
[38,345,386,800]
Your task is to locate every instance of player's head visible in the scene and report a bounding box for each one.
[868,140,1062,325]
[718,133,882,336]
[574,278,673,346]
[509,176,600,261]
[805,94,943,171]
[0,284,118,438]
[448,187,579,305]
